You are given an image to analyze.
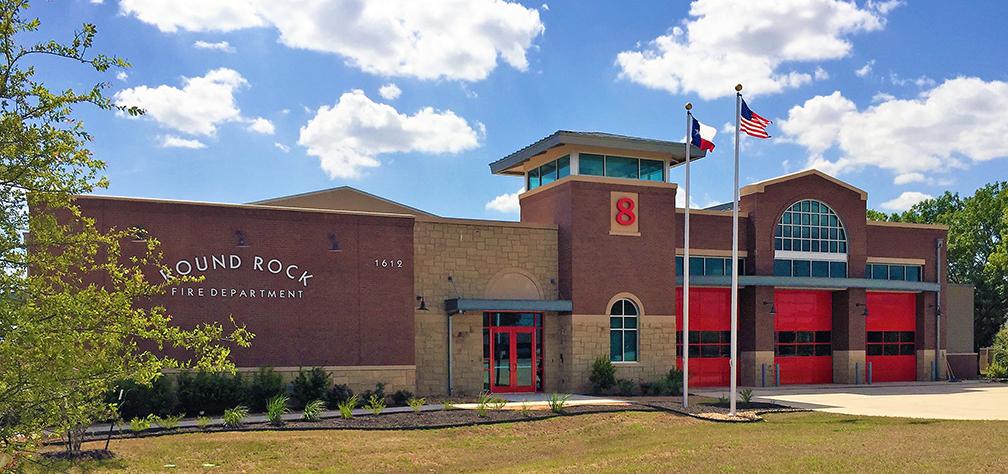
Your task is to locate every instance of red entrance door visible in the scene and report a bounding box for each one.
[775,290,833,384]
[866,292,917,382]
[489,326,537,393]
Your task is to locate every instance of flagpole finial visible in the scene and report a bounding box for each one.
[735,84,743,92]
[685,102,692,110]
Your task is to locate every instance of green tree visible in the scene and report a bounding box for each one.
[869,183,1008,349]
[0,1,251,462]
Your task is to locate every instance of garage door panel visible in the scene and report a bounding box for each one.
[866,292,917,382]
[676,287,731,387]
[775,290,833,385]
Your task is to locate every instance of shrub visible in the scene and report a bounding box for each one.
[365,394,386,415]
[246,367,285,412]
[338,395,359,419]
[983,325,1008,378]
[176,370,247,416]
[616,378,636,396]
[266,395,290,426]
[475,391,492,418]
[589,357,616,394]
[325,384,354,408]
[290,367,331,409]
[657,369,684,396]
[358,383,386,407]
[128,416,152,433]
[195,415,211,430]
[108,377,177,420]
[390,389,413,407]
[740,388,754,404]
[302,399,326,421]
[442,401,456,411]
[407,397,426,414]
[548,393,570,414]
[222,405,249,428]
[157,414,184,430]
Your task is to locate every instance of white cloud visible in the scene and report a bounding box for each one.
[298,90,481,179]
[90,0,103,4]
[378,83,401,100]
[855,60,874,77]
[245,117,275,135]
[120,0,544,82]
[160,135,206,149]
[113,68,248,136]
[115,71,128,81]
[274,142,290,153]
[541,3,549,11]
[616,0,894,99]
[871,91,895,103]
[193,40,235,52]
[485,187,523,214]
[881,191,933,211]
[781,77,1008,182]
[814,67,829,80]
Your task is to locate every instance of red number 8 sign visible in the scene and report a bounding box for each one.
[615,197,636,226]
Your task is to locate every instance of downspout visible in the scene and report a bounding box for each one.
[936,238,944,381]
[448,311,454,395]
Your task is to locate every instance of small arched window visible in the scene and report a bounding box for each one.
[609,299,638,362]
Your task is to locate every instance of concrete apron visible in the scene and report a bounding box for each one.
[696,381,1008,421]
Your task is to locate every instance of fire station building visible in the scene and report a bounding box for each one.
[77,131,976,396]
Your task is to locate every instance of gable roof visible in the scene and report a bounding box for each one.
[250,186,439,218]
[740,169,868,200]
[489,130,703,175]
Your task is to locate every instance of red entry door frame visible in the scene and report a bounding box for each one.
[488,326,537,393]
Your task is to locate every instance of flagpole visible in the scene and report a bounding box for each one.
[730,84,742,416]
[683,102,692,409]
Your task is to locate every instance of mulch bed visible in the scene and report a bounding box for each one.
[71,404,658,443]
[40,449,116,462]
[642,398,807,423]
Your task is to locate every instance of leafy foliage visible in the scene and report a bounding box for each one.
[337,395,359,419]
[0,1,252,460]
[325,384,354,408]
[265,395,289,426]
[869,183,1008,348]
[302,399,325,422]
[154,414,183,430]
[547,393,570,414]
[290,368,331,409]
[740,388,754,404]
[176,370,247,416]
[246,367,285,413]
[389,389,413,407]
[222,405,249,428]
[406,397,426,414]
[982,325,1008,378]
[106,377,177,420]
[615,378,636,396]
[589,357,616,394]
[365,394,386,415]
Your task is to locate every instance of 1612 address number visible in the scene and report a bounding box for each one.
[375,259,404,269]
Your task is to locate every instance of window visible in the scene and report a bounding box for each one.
[774,259,847,278]
[640,159,664,181]
[865,263,923,282]
[676,330,730,358]
[605,155,639,179]
[775,331,831,357]
[774,199,847,255]
[580,153,605,176]
[675,256,745,276]
[577,153,665,182]
[526,155,571,190]
[866,331,915,356]
[609,299,639,362]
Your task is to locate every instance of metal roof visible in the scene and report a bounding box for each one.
[489,130,705,175]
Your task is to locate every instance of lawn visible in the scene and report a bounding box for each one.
[35,411,1008,473]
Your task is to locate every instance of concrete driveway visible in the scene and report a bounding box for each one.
[697,381,1008,420]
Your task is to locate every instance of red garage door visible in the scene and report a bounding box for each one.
[676,287,732,387]
[866,292,917,382]
[775,290,833,384]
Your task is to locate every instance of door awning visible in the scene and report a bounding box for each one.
[444,298,573,315]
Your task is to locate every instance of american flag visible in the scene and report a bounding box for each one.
[740,98,771,139]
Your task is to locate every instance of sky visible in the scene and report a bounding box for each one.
[35,0,1008,219]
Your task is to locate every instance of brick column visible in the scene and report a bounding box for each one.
[832,289,866,384]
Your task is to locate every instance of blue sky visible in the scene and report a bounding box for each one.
[39,1,1008,218]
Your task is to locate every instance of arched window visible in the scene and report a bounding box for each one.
[609,299,638,362]
[774,199,849,277]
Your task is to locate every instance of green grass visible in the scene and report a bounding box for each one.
[35,411,1008,473]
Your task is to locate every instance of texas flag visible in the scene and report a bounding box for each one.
[691,117,716,152]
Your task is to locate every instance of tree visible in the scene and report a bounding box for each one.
[869,183,1008,349]
[0,1,251,463]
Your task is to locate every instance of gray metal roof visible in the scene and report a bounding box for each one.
[705,202,734,211]
[444,298,573,315]
[489,130,705,175]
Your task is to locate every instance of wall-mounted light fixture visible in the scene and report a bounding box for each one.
[131,226,149,242]
[328,233,341,252]
[235,230,249,247]
[763,301,776,315]
[416,296,429,311]
[855,302,869,317]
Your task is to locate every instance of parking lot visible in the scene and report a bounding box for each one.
[698,381,1008,420]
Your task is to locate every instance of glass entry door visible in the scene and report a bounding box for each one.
[489,326,537,393]
[484,312,542,393]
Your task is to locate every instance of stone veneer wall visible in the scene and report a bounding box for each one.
[563,314,676,393]
[413,220,559,396]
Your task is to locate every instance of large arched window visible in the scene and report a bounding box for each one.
[774,199,849,277]
[609,299,638,362]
